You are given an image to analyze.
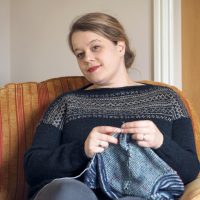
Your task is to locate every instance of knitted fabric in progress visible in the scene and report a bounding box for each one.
[84,134,184,200]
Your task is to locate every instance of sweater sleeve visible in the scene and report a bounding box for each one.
[154,117,200,184]
[24,95,89,187]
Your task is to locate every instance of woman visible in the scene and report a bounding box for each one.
[24,12,199,200]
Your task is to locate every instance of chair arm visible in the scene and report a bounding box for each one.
[180,174,200,200]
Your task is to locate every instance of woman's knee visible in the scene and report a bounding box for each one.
[33,178,97,200]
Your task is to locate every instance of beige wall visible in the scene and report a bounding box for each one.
[0,0,11,86]
[182,0,200,117]
[1,0,153,85]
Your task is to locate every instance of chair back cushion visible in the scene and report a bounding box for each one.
[0,76,89,200]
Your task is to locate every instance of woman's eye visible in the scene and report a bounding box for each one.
[76,53,84,59]
[92,45,101,51]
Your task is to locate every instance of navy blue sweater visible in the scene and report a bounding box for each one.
[24,84,200,199]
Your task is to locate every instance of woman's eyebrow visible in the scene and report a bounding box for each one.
[87,39,102,46]
[74,39,102,52]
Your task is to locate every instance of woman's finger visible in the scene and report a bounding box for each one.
[122,120,153,128]
[97,133,118,144]
[94,126,121,135]
[97,140,109,149]
[131,133,148,141]
[121,127,149,135]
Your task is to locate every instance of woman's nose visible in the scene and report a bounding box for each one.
[84,51,95,62]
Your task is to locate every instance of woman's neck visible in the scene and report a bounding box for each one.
[87,76,142,90]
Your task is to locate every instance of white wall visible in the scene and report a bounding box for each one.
[0,0,11,86]
[1,0,153,85]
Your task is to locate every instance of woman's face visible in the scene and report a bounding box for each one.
[71,31,126,86]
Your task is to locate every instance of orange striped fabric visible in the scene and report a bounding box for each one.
[0,77,199,200]
[0,76,89,200]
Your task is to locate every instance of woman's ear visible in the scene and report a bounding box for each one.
[116,41,126,56]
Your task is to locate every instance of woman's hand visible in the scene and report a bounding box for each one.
[84,126,121,158]
[121,120,163,149]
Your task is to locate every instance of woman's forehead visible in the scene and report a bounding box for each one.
[71,31,109,50]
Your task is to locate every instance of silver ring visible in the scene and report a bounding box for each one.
[143,134,146,141]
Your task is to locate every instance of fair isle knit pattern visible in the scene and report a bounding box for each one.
[42,85,188,129]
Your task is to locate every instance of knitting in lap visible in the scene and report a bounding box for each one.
[84,133,184,200]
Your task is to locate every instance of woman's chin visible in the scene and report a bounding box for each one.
[85,74,105,85]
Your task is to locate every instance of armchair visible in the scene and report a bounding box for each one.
[0,76,199,200]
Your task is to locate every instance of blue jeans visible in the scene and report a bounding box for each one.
[32,178,145,200]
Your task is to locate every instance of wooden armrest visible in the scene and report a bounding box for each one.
[180,174,200,200]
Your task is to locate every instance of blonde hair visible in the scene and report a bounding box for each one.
[68,12,135,69]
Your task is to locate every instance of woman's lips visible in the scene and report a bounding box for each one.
[87,65,101,73]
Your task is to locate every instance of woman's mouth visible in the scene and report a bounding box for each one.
[87,65,101,73]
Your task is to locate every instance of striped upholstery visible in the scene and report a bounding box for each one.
[0,77,199,200]
[0,76,89,200]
